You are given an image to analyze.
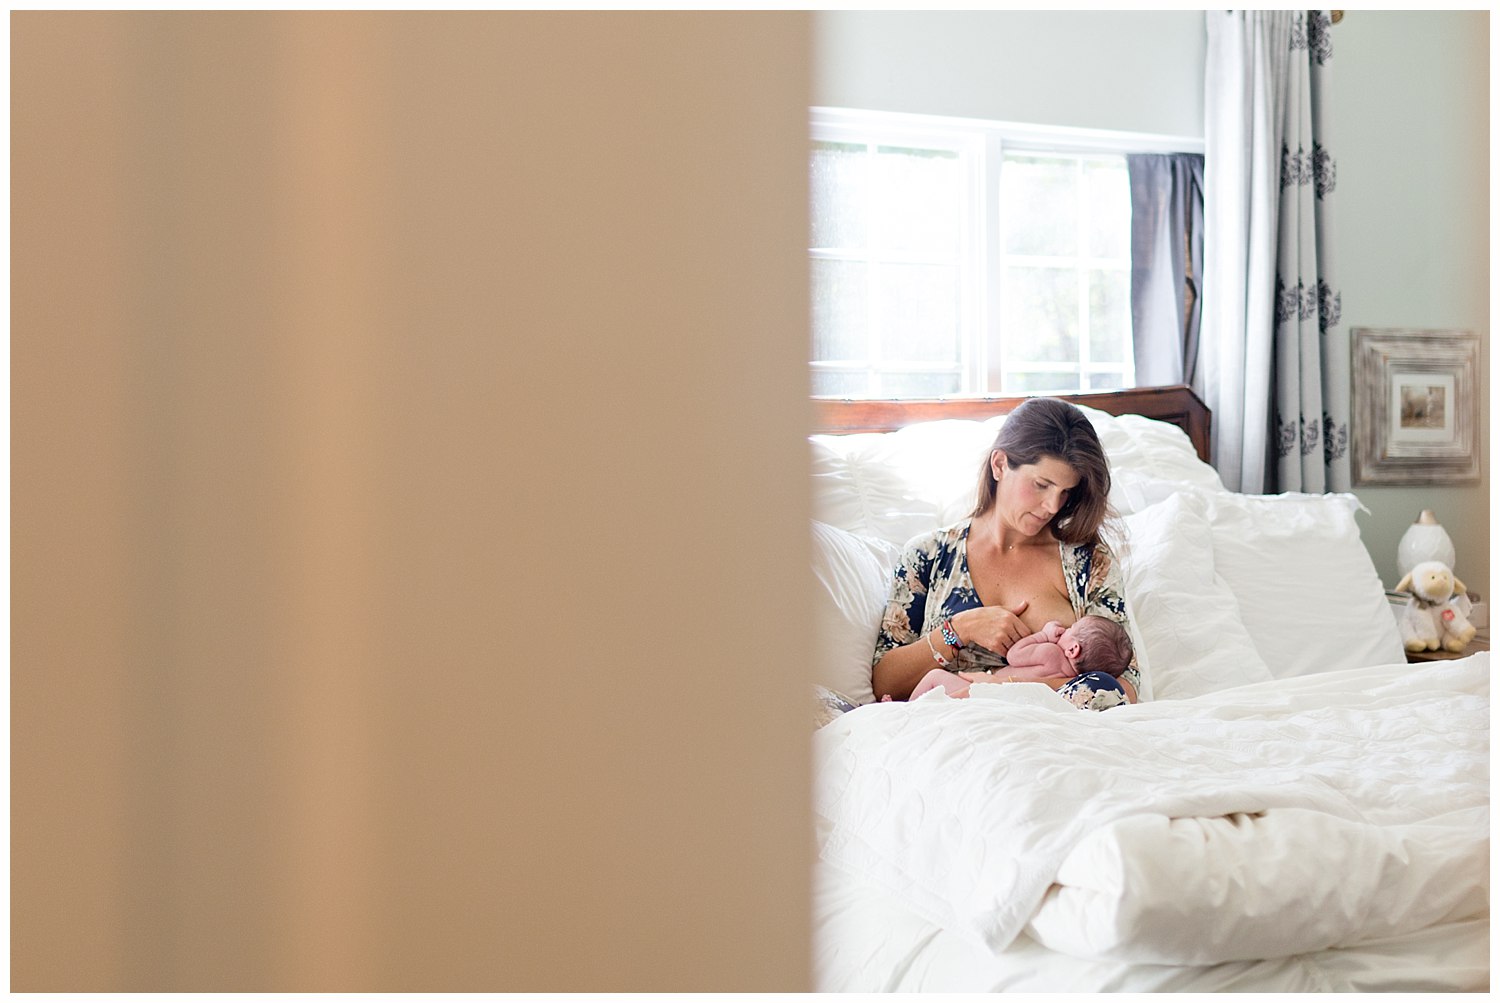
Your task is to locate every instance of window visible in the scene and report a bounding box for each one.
[809,108,1200,398]
[1000,151,1130,393]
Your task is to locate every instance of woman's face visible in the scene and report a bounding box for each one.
[990,451,1081,536]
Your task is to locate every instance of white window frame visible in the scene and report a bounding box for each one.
[809,106,1204,398]
[809,115,985,396]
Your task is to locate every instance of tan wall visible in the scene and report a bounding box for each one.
[12,12,812,991]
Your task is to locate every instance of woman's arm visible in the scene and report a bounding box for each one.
[870,537,944,701]
[874,603,1034,700]
[1060,540,1138,708]
[873,630,957,702]
[1087,544,1139,704]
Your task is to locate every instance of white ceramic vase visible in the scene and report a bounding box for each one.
[1397,509,1456,580]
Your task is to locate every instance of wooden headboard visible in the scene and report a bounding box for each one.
[811,384,1212,464]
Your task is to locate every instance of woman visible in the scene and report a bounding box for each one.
[871,397,1138,709]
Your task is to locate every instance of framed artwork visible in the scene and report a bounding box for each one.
[1351,328,1480,485]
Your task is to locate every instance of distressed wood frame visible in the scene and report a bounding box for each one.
[1351,327,1480,485]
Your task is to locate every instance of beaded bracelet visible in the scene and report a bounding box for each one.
[940,617,962,649]
[924,630,949,668]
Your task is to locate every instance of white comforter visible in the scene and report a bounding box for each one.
[813,657,1488,966]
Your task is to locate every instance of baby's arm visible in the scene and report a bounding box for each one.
[1003,636,1073,678]
[1003,631,1046,664]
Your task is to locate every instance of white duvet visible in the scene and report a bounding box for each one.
[813,656,1488,967]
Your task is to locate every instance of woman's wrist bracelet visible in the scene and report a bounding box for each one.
[924,630,950,668]
[940,617,962,650]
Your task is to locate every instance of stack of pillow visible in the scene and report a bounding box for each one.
[810,405,1405,713]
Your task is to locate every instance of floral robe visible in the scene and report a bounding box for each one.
[873,519,1138,711]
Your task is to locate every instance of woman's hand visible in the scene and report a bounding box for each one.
[952,601,1029,656]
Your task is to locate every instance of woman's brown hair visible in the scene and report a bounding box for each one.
[971,397,1112,547]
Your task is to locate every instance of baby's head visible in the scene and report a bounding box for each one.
[1063,615,1134,674]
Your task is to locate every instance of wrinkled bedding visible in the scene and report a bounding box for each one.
[814,864,1491,993]
[813,656,1488,974]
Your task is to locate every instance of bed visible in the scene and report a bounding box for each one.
[807,385,1489,993]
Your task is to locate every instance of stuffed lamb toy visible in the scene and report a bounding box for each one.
[1394,560,1476,654]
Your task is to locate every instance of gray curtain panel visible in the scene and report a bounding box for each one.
[1128,153,1205,387]
[1272,10,1350,492]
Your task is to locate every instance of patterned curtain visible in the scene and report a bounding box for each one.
[1201,10,1349,494]
[1273,10,1349,491]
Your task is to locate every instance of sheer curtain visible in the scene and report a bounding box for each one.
[1128,153,1205,387]
[1200,10,1348,493]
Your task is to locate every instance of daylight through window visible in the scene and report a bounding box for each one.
[809,108,1198,399]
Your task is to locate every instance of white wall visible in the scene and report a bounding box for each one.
[1329,11,1490,598]
[815,11,1205,137]
[815,9,1491,599]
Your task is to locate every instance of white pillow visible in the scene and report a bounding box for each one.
[810,419,997,546]
[810,520,902,705]
[1119,492,1274,699]
[809,406,1227,550]
[1200,492,1407,677]
[1073,404,1230,516]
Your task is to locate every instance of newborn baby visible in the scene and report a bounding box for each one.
[910,615,1133,699]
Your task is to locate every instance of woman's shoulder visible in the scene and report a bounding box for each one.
[900,518,970,555]
[1058,534,1116,559]
[1059,536,1117,580]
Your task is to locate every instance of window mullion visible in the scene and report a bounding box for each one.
[1075,156,1090,391]
[983,129,1004,396]
[863,141,880,396]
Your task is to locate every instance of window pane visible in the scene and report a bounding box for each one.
[875,262,958,364]
[810,111,1146,399]
[1003,265,1077,363]
[811,369,872,396]
[1088,268,1129,363]
[810,258,868,362]
[1001,155,1076,256]
[871,146,961,256]
[1085,158,1130,259]
[810,141,867,249]
[1005,371,1082,394]
[879,371,962,396]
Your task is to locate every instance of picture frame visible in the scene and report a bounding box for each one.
[1351,328,1480,485]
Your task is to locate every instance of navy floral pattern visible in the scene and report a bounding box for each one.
[1313,141,1337,199]
[874,520,1139,710]
[1308,10,1334,65]
[1323,412,1349,464]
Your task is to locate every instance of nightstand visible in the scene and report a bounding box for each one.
[1406,631,1490,663]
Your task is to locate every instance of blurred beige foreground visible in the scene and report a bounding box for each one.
[12,11,813,991]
